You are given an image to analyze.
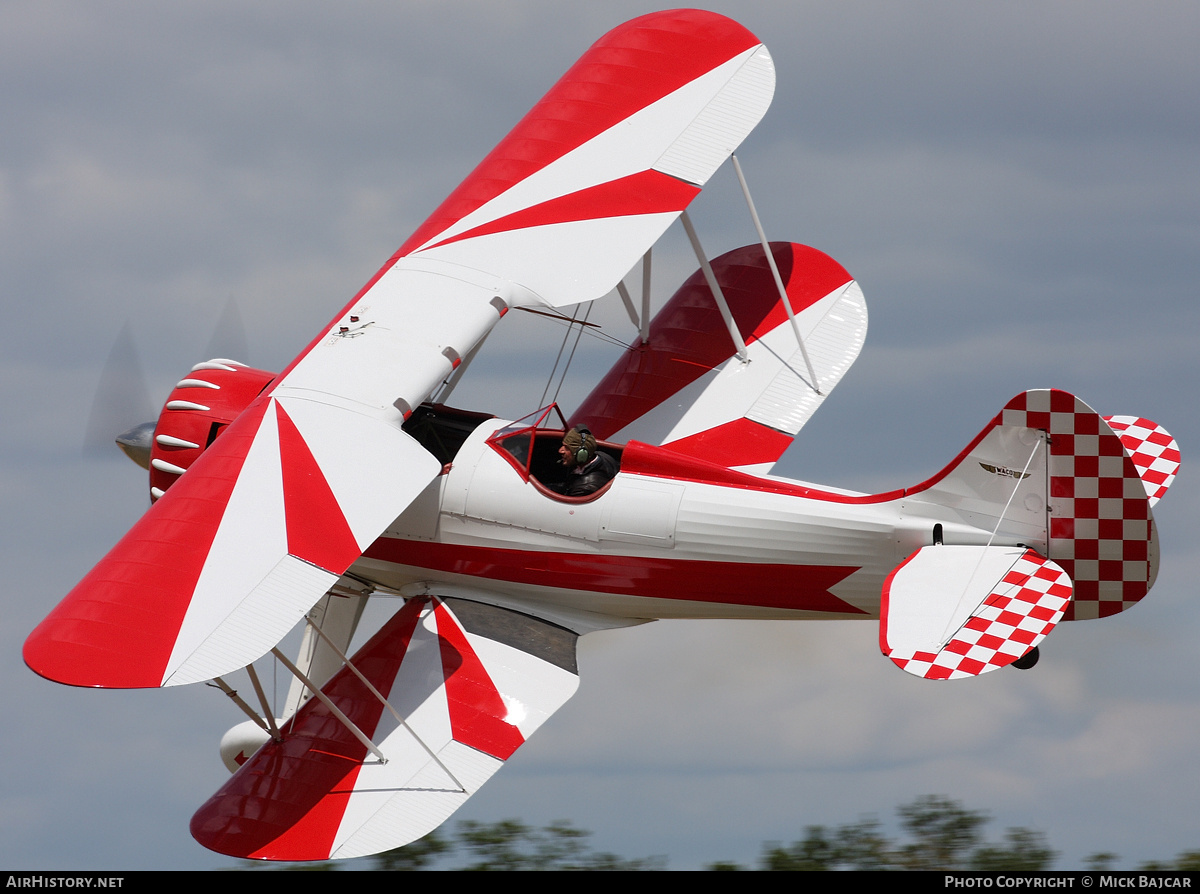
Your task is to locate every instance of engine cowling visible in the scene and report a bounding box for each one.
[147,359,276,501]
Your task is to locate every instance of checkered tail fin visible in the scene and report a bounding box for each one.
[882,389,1171,678]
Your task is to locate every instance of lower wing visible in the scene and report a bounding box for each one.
[191,595,581,861]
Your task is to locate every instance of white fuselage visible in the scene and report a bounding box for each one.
[349,417,1005,623]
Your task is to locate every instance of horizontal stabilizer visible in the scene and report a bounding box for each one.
[1104,416,1180,506]
[881,546,1072,680]
[191,596,580,861]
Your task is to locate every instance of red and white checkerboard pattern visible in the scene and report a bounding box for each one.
[890,550,1072,680]
[1001,390,1154,621]
[1103,415,1180,506]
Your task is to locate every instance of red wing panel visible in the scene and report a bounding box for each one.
[192,597,580,862]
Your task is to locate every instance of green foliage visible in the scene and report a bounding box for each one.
[712,795,1056,871]
[897,794,989,870]
[375,818,664,871]
[1138,850,1200,872]
[373,830,450,871]
[316,795,1199,871]
[1083,852,1119,871]
[970,828,1056,871]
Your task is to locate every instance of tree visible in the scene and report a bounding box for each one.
[970,828,1056,871]
[375,819,664,871]
[716,795,1056,871]
[896,795,988,870]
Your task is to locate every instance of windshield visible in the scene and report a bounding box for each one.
[486,404,569,479]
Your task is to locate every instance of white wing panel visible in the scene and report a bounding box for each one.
[277,267,507,417]
[163,403,289,684]
[654,45,775,184]
[745,281,868,435]
[417,214,680,309]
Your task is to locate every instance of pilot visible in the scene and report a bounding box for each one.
[555,426,618,497]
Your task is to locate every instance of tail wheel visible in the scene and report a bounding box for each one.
[1011,646,1040,671]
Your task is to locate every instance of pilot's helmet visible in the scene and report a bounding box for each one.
[563,426,597,464]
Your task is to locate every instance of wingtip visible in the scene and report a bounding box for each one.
[23,623,165,689]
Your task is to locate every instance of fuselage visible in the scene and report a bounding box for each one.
[349,408,1005,623]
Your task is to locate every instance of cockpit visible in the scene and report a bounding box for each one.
[485,405,623,502]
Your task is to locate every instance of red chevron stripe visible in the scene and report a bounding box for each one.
[435,602,525,760]
[275,401,361,572]
[396,10,758,256]
[423,170,699,252]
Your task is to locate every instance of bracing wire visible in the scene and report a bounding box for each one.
[937,435,1044,647]
[551,302,594,406]
[538,305,580,408]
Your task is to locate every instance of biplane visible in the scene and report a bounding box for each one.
[24,10,1181,862]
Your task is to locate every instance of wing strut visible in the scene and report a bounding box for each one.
[270,646,389,765]
[731,154,821,394]
[616,280,640,328]
[681,211,749,363]
[244,664,284,741]
[616,250,654,343]
[210,676,282,742]
[641,249,652,343]
[282,610,470,793]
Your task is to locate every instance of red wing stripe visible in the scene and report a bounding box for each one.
[423,171,700,252]
[274,401,361,573]
[434,602,525,761]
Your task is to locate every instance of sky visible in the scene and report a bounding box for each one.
[2,0,1198,871]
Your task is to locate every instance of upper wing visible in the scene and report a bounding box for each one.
[25,10,774,689]
[394,9,775,308]
[191,596,580,861]
[571,243,867,473]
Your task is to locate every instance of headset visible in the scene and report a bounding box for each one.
[574,426,594,465]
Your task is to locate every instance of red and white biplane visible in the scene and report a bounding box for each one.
[25,10,1181,862]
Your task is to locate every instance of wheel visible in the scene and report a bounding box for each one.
[1011,646,1040,670]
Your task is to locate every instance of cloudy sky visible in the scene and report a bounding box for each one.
[3,0,1197,871]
